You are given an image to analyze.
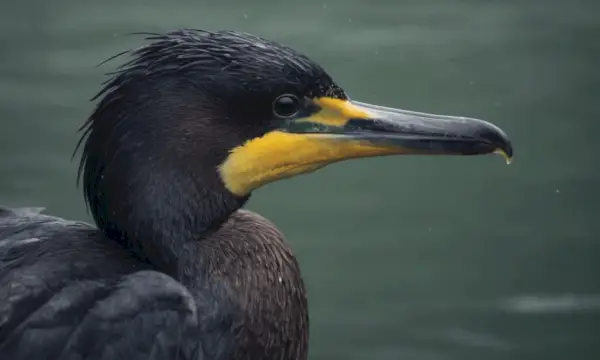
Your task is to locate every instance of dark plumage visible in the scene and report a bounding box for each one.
[1,30,329,360]
[0,206,304,360]
[0,28,513,360]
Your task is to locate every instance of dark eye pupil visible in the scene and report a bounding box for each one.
[273,94,299,118]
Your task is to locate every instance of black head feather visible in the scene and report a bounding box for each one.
[90,29,345,109]
[75,29,345,270]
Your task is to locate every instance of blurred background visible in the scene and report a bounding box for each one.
[1,0,599,359]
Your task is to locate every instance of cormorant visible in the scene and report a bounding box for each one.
[0,29,513,360]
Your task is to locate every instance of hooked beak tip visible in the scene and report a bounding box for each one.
[481,122,513,164]
[494,148,513,165]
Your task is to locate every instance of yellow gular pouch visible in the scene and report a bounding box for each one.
[218,96,406,196]
[218,130,402,197]
[217,97,365,196]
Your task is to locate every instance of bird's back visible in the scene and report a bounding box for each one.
[0,207,308,360]
[0,206,201,360]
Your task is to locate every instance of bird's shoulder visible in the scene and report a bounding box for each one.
[206,208,301,282]
[218,209,287,245]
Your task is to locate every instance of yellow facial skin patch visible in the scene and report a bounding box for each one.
[298,97,372,127]
[219,130,405,196]
[219,96,409,196]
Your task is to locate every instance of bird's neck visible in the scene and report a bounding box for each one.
[89,158,249,279]
[79,75,251,282]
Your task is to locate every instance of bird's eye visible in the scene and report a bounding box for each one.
[273,94,300,118]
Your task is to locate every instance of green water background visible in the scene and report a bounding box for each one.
[1,1,598,359]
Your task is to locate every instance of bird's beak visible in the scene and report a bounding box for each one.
[219,96,513,196]
[284,97,513,162]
